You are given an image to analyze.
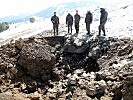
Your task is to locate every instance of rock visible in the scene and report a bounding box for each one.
[68,79,77,86]
[100,95,112,100]
[14,82,21,88]
[86,88,97,96]
[20,83,27,90]
[117,44,132,56]
[29,92,40,100]
[12,88,21,94]
[89,46,101,58]
[82,72,90,77]
[18,42,56,81]
[74,69,84,76]
[90,72,96,80]
[0,92,30,100]
[41,88,48,95]
[122,74,133,100]
[72,74,79,80]
[0,92,12,100]
[15,38,25,50]
[86,81,106,98]
[1,43,18,57]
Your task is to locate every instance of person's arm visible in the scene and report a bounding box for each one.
[85,15,87,23]
[58,17,59,24]
[90,13,93,23]
[51,16,55,24]
[72,16,73,24]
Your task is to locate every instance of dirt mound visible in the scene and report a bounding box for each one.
[18,42,56,80]
[0,34,133,100]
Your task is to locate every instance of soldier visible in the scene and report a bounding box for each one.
[74,10,80,34]
[85,10,93,35]
[98,8,108,36]
[51,12,59,36]
[66,13,73,33]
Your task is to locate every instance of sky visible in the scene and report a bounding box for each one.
[0,0,82,18]
[0,0,132,18]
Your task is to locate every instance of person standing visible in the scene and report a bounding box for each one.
[98,8,108,36]
[85,10,93,35]
[74,10,80,34]
[66,13,73,33]
[51,12,59,36]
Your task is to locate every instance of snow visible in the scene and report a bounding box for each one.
[0,19,52,45]
[0,0,133,46]
[106,4,133,38]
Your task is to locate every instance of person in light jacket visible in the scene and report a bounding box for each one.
[98,8,108,36]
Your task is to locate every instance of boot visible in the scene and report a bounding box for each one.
[87,31,90,35]
[98,31,101,36]
[103,30,106,36]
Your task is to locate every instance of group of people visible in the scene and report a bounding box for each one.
[51,8,108,36]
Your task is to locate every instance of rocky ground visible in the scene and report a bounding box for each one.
[0,31,133,100]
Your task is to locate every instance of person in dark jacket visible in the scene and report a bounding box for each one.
[66,13,73,33]
[85,10,93,35]
[98,8,108,36]
[74,10,80,33]
[51,12,59,36]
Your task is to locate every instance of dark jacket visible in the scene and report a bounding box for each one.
[66,14,73,25]
[100,9,108,24]
[74,14,80,24]
[85,11,93,24]
[51,15,59,25]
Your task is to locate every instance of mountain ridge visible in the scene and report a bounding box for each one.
[0,1,97,23]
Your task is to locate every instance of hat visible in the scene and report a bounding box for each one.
[76,10,78,13]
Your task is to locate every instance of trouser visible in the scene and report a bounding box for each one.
[98,23,106,36]
[68,24,73,33]
[75,24,79,33]
[53,24,59,36]
[86,23,90,35]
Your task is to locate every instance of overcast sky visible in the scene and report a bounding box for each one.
[0,0,132,18]
[0,0,83,18]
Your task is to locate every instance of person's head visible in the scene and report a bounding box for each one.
[54,12,56,15]
[100,8,105,12]
[87,10,90,13]
[76,10,78,14]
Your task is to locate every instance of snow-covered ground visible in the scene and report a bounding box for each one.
[0,1,133,46]
[0,19,52,45]
[81,5,133,40]
[75,3,133,39]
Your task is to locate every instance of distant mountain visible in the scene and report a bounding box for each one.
[34,1,95,18]
[0,1,97,23]
[0,14,31,23]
